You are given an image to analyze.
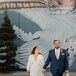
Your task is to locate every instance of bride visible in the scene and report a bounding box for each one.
[26,46,45,76]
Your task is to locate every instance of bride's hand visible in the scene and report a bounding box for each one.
[42,68,46,73]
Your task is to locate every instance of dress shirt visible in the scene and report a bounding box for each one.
[55,48,60,60]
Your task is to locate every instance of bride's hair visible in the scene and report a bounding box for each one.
[31,46,41,54]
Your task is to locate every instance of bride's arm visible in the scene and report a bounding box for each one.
[26,55,32,72]
[39,55,46,72]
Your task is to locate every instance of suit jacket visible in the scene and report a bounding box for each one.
[43,48,69,74]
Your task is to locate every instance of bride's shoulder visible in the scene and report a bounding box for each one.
[29,54,34,58]
[39,54,44,58]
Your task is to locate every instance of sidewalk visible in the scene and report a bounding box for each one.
[0,71,76,76]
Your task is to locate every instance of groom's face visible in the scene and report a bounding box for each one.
[53,41,61,49]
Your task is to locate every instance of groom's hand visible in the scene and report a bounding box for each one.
[64,70,70,76]
[65,70,69,73]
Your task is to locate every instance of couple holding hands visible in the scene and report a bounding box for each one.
[26,40,69,76]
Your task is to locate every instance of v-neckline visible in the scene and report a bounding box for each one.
[33,54,39,61]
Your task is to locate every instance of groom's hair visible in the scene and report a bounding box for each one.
[53,40,60,44]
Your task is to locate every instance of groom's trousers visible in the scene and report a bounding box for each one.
[52,69,63,76]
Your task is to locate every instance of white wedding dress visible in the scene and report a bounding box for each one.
[27,54,44,76]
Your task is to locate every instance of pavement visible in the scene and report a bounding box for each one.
[0,71,76,76]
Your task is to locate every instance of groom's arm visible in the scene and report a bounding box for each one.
[43,50,51,69]
[65,50,69,70]
[64,49,69,74]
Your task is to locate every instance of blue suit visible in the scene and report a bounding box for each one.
[43,48,69,76]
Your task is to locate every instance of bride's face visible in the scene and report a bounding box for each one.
[35,48,40,54]
[61,0,75,7]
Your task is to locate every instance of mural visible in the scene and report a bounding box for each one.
[0,0,76,71]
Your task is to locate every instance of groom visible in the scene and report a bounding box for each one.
[43,40,69,76]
